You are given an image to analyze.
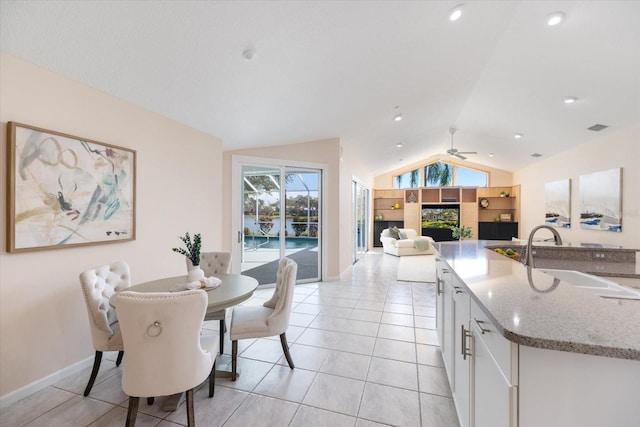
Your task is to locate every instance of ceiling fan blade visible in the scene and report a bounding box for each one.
[457,151,477,155]
[455,153,467,160]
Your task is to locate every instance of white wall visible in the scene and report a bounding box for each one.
[514,123,640,247]
[0,54,224,400]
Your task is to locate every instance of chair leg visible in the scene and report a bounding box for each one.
[219,319,225,354]
[116,351,124,366]
[186,388,195,427]
[209,360,216,398]
[125,396,139,427]
[83,351,103,396]
[280,333,295,369]
[147,397,154,405]
[231,340,238,381]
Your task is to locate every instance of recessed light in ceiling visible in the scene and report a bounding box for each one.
[396,142,403,148]
[394,114,403,122]
[514,133,523,139]
[564,96,577,104]
[242,49,256,61]
[449,4,464,21]
[545,11,565,26]
[488,153,494,157]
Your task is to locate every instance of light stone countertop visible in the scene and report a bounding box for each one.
[435,240,640,360]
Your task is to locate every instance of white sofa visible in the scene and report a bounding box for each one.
[380,228,436,256]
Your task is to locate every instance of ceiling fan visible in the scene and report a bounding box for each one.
[446,127,477,160]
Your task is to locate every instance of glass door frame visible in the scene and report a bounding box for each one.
[352,178,369,264]
[231,155,328,284]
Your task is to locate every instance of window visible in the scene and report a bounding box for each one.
[424,162,453,187]
[424,161,487,187]
[394,162,488,189]
[393,168,422,189]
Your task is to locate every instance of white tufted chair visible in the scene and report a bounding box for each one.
[230,257,297,380]
[186,251,231,353]
[116,290,218,427]
[78,261,131,396]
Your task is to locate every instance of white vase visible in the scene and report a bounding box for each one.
[187,266,205,282]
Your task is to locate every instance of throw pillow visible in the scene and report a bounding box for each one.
[398,231,408,240]
[389,226,400,240]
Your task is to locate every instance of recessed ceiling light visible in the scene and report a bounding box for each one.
[396,142,403,148]
[514,133,523,139]
[488,153,494,157]
[545,11,565,26]
[394,114,403,122]
[564,96,577,104]
[449,4,464,21]
[242,49,256,61]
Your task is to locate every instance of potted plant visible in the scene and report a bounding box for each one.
[451,225,472,240]
[172,232,203,281]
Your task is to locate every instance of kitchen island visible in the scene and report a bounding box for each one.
[434,240,640,427]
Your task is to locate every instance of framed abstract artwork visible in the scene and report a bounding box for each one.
[7,122,136,252]
[579,168,622,232]
[544,179,571,228]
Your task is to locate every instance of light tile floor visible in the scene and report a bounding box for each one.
[0,251,460,427]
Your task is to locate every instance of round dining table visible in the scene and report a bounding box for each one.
[109,273,258,311]
[110,273,258,411]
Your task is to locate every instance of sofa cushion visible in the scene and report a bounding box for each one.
[398,230,408,239]
[396,239,415,248]
[389,226,400,239]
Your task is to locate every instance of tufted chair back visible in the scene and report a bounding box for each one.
[262,257,298,334]
[186,251,231,275]
[116,290,218,426]
[229,257,297,380]
[79,261,131,350]
[78,261,130,396]
[116,290,215,397]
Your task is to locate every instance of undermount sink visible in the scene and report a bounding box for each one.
[538,269,640,300]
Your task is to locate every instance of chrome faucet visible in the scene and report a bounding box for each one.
[526,225,563,267]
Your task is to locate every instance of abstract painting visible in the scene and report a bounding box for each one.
[545,179,571,228]
[7,122,136,252]
[579,168,622,232]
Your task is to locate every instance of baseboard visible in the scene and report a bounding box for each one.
[0,355,94,409]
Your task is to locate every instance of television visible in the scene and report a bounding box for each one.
[421,204,459,241]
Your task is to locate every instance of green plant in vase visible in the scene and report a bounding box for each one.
[172,232,203,281]
[451,225,472,240]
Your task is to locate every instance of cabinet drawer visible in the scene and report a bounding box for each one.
[471,302,518,384]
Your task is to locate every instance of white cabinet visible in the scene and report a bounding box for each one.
[470,308,518,427]
[452,277,471,427]
[436,258,455,381]
[437,259,517,427]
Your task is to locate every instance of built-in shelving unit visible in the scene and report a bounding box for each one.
[372,185,520,245]
[477,185,521,240]
[373,189,405,246]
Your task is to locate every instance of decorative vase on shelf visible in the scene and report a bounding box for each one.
[394,201,401,209]
[187,265,205,282]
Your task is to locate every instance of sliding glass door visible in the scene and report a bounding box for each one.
[353,180,369,263]
[240,164,321,286]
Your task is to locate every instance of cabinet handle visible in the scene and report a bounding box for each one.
[461,324,473,360]
[453,285,463,294]
[473,318,491,335]
[437,278,443,295]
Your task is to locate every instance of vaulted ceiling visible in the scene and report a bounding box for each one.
[1,1,638,174]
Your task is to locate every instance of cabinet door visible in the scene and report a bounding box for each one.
[471,320,517,427]
[452,279,471,427]
[442,270,455,385]
[435,260,446,350]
